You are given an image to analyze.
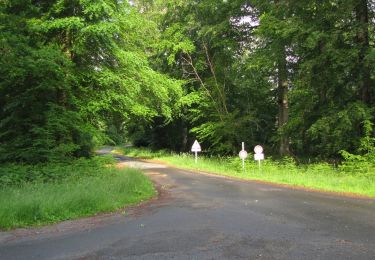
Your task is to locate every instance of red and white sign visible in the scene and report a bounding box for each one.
[191,140,201,152]
[254,145,264,161]
[254,145,263,154]
[239,150,248,159]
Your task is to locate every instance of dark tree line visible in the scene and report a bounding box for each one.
[0,0,374,163]
[132,0,375,159]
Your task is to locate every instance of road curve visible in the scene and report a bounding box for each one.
[1,152,375,259]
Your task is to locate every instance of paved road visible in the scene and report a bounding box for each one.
[1,153,375,259]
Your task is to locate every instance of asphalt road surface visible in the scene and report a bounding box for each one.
[1,151,375,259]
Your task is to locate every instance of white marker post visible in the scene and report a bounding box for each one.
[238,142,248,171]
[254,145,264,170]
[191,140,201,164]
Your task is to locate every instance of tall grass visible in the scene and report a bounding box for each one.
[0,157,155,230]
[118,147,375,197]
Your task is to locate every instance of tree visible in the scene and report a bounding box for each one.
[355,0,373,104]
[0,2,89,162]
[138,0,276,154]
[286,0,375,158]
[0,0,182,163]
[146,0,375,159]
[254,0,295,156]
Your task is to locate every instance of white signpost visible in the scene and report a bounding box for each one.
[191,140,201,163]
[254,145,264,169]
[238,142,248,170]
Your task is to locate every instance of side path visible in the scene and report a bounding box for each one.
[1,149,375,259]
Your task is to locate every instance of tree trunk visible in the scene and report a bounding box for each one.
[181,125,188,152]
[355,0,372,104]
[278,45,290,156]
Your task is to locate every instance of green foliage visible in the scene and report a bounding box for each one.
[191,111,259,154]
[306,102,373,157]
[0,164,155,229]
[339,119,375,175]
[0,0,182,163]
[0,28,93,162]
[284,0,375,158]
[0,155,115,187]
[137,0,277,154]
[1,0,374,162]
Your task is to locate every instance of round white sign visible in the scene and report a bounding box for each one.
[254,145,263,154]
[239,150,248,159]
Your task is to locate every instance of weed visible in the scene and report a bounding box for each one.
[0,159,155,230]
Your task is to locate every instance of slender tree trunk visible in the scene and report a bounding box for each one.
[278,45,290,156]
[355,0,372,104]
[181,125,188,152]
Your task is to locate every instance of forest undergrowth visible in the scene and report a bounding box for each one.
[0,156,155,230]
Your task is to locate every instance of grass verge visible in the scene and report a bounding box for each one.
[116,147,375,198]
[0,156,155,230]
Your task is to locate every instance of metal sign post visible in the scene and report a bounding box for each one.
[191,140,202,164]
[239,142,248,171]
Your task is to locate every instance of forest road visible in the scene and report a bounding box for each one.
[1,149,375,259]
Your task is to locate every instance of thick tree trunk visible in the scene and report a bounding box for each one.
[355,0,372,104]
[278,45,290,156]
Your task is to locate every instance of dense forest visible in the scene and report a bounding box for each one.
[1,0,374,163]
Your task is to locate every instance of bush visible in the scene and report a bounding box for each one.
[339,120,375,175]
[0,167,155,229]
[0,155,116,187]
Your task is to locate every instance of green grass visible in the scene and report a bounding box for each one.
[116,147,375,198]
[0,157,155,230]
